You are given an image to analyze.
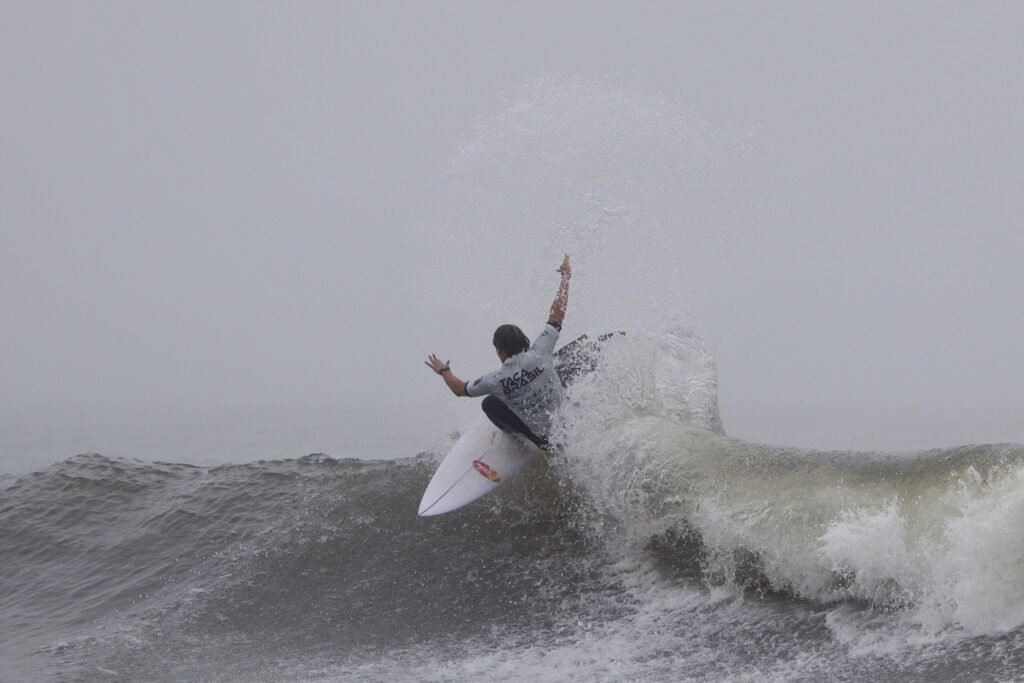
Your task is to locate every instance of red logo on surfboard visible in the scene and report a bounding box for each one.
[473,460,501,483]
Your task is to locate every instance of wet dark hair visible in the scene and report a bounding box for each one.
[492,324,530,357]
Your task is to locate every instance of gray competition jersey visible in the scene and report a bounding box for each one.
[466,323,564,436]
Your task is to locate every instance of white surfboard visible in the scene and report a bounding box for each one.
[418,414,543,516]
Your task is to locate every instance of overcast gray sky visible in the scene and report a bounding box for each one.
[3,2,1022,448]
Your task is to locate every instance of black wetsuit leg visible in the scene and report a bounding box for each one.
[480,395,550,450]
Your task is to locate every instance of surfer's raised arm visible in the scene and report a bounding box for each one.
[425,353,469,397]
[548,254,571,327]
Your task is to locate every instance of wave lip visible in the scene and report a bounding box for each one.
[821,459,1024,635]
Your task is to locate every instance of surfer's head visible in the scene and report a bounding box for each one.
[493,324,530,361]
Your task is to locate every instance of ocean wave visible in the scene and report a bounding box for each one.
[3,331,1024,679]
[0,451,606,679]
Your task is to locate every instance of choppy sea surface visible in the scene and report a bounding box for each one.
[3,329,1023,681]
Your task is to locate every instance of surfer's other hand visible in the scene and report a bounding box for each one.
[425,354,451,375]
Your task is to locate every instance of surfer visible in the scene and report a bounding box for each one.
[425,254,571,451]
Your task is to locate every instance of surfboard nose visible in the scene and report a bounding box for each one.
[417,490,468,517]
[417,497,438,516]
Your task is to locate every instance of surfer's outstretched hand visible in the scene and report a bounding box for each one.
[427,354,469,397]
[558,254,571,280]
[425,354,451,375]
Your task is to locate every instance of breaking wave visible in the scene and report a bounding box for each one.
[3,328,1024,681]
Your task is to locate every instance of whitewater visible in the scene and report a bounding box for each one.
[3,79,1022,680]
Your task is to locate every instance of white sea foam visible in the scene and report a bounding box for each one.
[544,322,1024,641]
[919,465,1024,633]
